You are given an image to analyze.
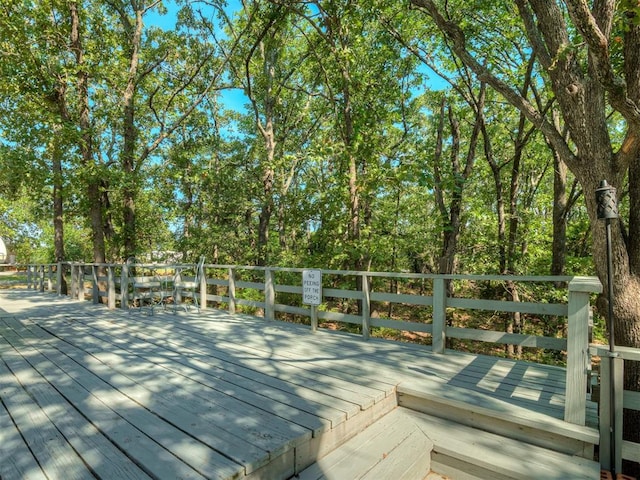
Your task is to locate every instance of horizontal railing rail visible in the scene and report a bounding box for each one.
[23,261,602,427]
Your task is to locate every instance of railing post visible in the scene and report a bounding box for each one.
[432,276,447,354]
[264,268,275,320]
[200,262,207,311]
[107,265,116,309]
[228,267,236,314]
[361,273,371,340]
[121,262,129,310]
[565,277,602,424]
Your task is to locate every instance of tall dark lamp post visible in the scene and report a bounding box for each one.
[595,179,620,475]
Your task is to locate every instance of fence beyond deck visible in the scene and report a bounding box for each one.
[26,262,601,427]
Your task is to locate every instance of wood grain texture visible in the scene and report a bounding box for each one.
[0,288,599,479]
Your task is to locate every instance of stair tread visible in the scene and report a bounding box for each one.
[404,409,600,480]
[397,383,599,443]
[298,408,433,480]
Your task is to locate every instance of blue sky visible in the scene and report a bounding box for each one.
[145,1,249,113]
[144,0,446,116]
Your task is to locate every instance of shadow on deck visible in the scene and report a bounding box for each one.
[0,289,599,479]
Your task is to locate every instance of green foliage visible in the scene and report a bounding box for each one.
[0,0,602,283]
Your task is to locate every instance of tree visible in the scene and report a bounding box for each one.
[285,1,421,276]
[70,0,106,266]
[224,1,314,265]
[0,0,78,279]
[409,0,640,448]
[106,0,205,258]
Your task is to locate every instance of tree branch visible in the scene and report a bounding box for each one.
[410,0,578,171]
[564,0,640,126]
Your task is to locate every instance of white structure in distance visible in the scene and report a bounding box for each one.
[0,237,7,263]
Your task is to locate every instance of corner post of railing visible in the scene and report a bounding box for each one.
[91,264,99,304]
[432,276,447,354]
[199,262,207,311]
[56,262,63,295]
[264,268,275,320]
[107,265,116,309]
[565,276,603,424]
[361,273,371,340]
[121,262,129,310]
[228,267,236,314]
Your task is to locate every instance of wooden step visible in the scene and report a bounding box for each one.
[397,383,599,458]
[403,409,600,480]
[297,408,433,480]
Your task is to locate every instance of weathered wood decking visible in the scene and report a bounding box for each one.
[0,289,596,479]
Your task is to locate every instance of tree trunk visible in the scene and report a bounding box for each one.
[245,35,278,267]
[508,280,522,357]
[180,177,194,259]
[70,1,105,264]
[121,7,143,260]
[483,132,507,274]
[344,89,360,268]
[257,172,274,266]
[506,130,522,274]
[551,153,568,277]
[586,169,640,451]
[256,126,275,266]
[434,91,482,284]
[51,128,67,294]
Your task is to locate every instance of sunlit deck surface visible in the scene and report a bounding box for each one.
[0,289,595,479]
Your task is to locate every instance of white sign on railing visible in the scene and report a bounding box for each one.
[302,269,322,305]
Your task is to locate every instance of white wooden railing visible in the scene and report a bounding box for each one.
[24,261,602,427]
[590,344,640,472]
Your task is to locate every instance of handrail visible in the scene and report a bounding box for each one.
[22,261,602,427]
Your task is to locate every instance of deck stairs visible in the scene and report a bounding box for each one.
[296,407,433,480]
[296,383,601,480]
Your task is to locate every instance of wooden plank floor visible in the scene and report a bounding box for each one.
[0,289,594,479]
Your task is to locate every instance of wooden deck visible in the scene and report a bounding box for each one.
[0,289,597,479]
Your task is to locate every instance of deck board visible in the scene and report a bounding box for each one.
[11,317,287,475]
[1,316,231,480]
[53,311,362,427]
[0,330,153,480]
[0,355,96,480]
[0,401,49,480]
[38,318,312,442]
[0,289,597,479]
